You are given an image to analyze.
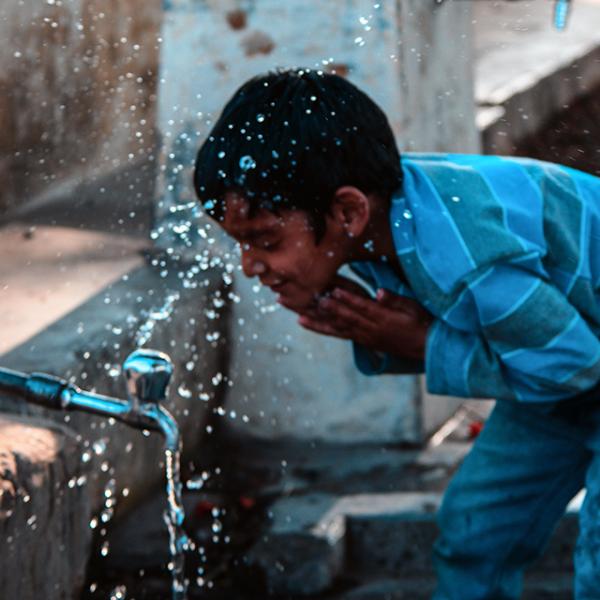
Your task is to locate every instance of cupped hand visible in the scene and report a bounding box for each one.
[278,274,434,361]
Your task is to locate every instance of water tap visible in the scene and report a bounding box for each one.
[0,348,177,435]
[123,349,174,411]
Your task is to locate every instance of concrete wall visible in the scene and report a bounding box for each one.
[0,0,162,215]
[153,0,479,444]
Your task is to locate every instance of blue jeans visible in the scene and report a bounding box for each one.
[433,391,600,600]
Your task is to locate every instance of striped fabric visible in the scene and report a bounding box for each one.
[350,153,600,402]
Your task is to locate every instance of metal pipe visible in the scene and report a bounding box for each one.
[0,349,175,434]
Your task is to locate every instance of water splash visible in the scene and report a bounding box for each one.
[135,291,180,347]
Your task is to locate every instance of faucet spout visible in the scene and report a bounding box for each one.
[138,402,181,450]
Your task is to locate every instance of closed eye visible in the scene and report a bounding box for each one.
[260,239,279,250]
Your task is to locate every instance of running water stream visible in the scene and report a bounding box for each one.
[140,403,191,599]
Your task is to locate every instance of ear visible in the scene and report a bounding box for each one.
[329,186,371,239]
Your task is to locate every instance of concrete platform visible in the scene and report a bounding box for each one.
[474,0,600,152]
[0,224,147,355]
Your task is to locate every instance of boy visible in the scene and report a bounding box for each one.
[194,68,600,599]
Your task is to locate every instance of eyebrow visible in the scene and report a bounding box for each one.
[238,227,277,241]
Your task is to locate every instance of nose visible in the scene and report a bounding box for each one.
[241,247,267,278]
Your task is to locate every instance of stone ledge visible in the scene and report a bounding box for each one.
[479,45,600,153]
[474,0,600,153]
[0,414,91,599]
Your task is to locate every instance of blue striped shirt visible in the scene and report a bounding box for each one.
[350,153,600,402]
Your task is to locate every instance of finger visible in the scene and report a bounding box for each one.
[330,288,383,321]
[298,315,351,339]
[318,296,374,331]
[376,289,433,321]
[327,274,370,298]
[376,289,416,313]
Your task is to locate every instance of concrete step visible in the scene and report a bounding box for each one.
[245,488,583,597]
[330,572,574,600]
[345,491,582,577]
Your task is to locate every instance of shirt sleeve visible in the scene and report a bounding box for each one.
[353,343,425,376]
[425,260,600,402]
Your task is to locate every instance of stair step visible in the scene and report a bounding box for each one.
[330,572,574,600]
[245,490,583,596]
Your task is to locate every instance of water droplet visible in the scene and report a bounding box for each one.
[451,195,461,203]
[109,585,127,600]
[354,36,365,46]
[217,151,226,159]
[93,439,107,455]
[108,366,120,378]
[177,384,192,399]
[239,155,256,171]
[402,209,413,220]
[256,113,265,123]
[186,477,204,490]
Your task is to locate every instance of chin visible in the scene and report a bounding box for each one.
[278,289,319,310]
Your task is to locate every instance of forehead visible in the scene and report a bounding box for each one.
[221,192,309,238]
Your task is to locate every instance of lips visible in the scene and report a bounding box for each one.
[269,281,288,292]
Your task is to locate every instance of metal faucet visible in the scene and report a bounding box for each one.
[0,349,179,443]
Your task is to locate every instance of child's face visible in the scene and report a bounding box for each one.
[220,192,349,310]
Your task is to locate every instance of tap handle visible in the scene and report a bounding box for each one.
[123,349,174,405]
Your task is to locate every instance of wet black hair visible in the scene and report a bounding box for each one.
[193,67,402,242]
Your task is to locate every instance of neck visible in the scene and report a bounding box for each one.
[350,201,405,279]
